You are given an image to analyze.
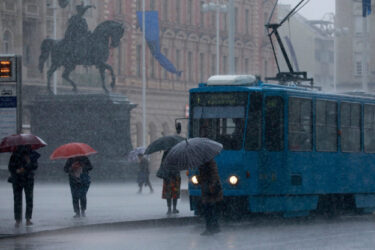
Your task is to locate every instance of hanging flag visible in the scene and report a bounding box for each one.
[363,0,372,17]
[137,11,182,77]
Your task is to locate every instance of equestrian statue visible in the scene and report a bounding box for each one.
[39,3,125,93]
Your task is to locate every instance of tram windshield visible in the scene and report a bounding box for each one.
[190,92,248,150]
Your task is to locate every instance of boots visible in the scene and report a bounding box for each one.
[172,199,179,213]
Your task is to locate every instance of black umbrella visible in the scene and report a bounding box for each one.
[162,137,223,171]
[144,135,185,155]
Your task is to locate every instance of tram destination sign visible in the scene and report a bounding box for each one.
[191,92,248,106]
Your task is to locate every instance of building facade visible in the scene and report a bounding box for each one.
[335,0,375,91]
[277,4,334,90]
[0,0,277,155]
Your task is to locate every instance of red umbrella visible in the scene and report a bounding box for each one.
[0,134,47,153]
[50,142,97,160]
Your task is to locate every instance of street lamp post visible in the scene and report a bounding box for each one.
[202,1,228,75]
[52,0,58,94]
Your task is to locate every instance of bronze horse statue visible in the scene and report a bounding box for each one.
[39,20,124,93]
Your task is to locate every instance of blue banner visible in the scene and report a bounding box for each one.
[363,0,372,17]
[137,11,182,77]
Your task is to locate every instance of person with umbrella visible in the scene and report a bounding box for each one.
[145,135,185,213]
[198,159,223,235]
[50,142,96,218]
[162,137,223,235]
[2,133,46,228]
[159,150,181,215]
[64,156,93,218]
[8,145,40,227]
[137,153,153,193]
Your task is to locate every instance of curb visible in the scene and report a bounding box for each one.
[0,216,200,240]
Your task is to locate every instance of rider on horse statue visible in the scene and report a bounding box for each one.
[64,3,95,59]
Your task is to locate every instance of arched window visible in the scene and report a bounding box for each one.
[3,30,13,53]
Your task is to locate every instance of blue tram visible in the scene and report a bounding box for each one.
[188,75,375,217]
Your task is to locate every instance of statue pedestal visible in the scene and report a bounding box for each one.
[28,93,136,181]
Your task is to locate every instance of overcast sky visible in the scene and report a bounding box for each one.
[278,0,335,20]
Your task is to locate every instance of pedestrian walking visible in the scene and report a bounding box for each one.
[137,153,153,193]
[198,159,223,236]
[8,145,40,227]
[159,151,181,215]
[64,156,93,218]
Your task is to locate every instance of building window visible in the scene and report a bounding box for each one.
[223,13,227,31]
[200,53,205,82]
[163,0,168,20]
[163,48,168,79]
[136,45,141,77]
[245,58,249,73]
[176,1,181,24]
[188,51,193,82]
[223,56,227,74]
[136,0,141,11]
[316,100,338,152]
[150,0,156,10]
[176,49,181,78]
[188,0,193,25]
[235,57,238,74]
[150,56,155,78]
[341,102,361,152]
[3,31,12,53]
[288,97,313,151]
[235,7,238,33]
[355,60,362,76]
[116,0,122,14]
[211,54,216,75]
[200,1,205,27]
[245,9,250,34]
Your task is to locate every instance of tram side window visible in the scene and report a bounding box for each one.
[245,92,262,150]
[316,100,338,152]
[288,97,312,151]
[364,104,375,153]
[341,102,361,152]
[265,96,284,151]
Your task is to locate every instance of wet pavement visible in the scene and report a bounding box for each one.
[1,214,375,250]
[0,178,193,237]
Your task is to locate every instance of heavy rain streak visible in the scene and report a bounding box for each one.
[2,0,375,249]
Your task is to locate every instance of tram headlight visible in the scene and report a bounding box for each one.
[229,175,239,186]
[191,175,199,185]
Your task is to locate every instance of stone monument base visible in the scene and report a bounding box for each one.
[28,93,137,181]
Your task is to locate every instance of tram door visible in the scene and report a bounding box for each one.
[260,95,286,194]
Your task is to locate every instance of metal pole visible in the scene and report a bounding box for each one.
[228,0,235,74]
[362,16,368,91]
[333,33,337,92]
[142,0,147,147]
[53,0,57,95]
[16,56,22,134]
[216,2,220,75]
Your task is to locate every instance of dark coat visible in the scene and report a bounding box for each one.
[64,156,93,185]
[137,157,150,185]
[198,159,223,204]
[8,147,39,185]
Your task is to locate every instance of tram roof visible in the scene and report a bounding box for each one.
[191,77,375,103]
